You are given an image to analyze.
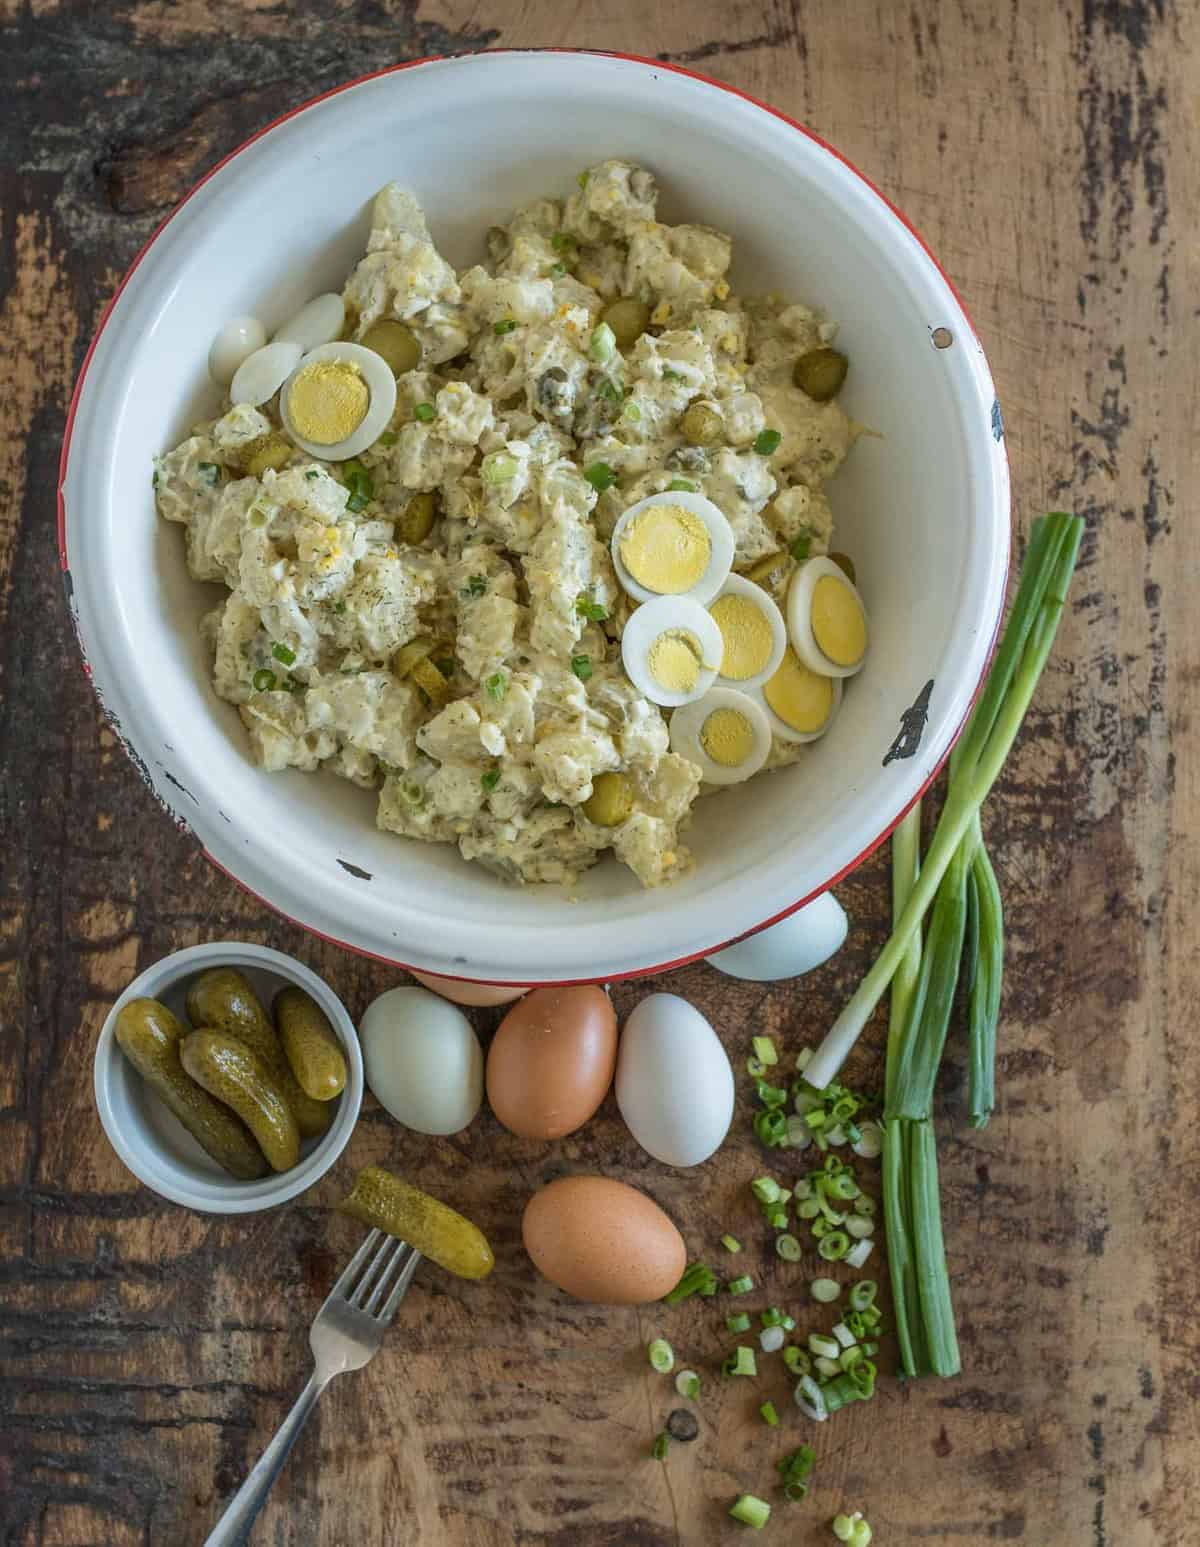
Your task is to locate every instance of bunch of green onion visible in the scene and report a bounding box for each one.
[803,512,1084,1377]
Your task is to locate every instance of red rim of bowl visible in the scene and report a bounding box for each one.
[58,47,1011,988]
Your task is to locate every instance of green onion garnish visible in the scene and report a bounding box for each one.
[729,1494,771,1530]
[589,321,616,364]
[551,232,576,253]
[721,1235,742,1254]
[575,591,608,621]
[251,669,276,692]
[583,461,616,492]
[746,1056,767,1077]
[549,262,567,278]
[754,1109,788,1148]
[664,1262,717,1304]
[485,672,507,702]
[305,469,320,480]
[197,461,221,485]
[726,1312,751,1334]
[666,477,697,492]
[817,1231,851,1262]
[377,430,398,447]
[271,642,297,666]
[648,1338,674,1373]
[775,1234,802,1262]
[752,1036,778,1066]
[481,768,501,793]
[623,401,642,422]
[461,575,487,598]
[811,1278,841,1303]
[778,1446,816,1502]
[493,318,519,335]
[597,378,623,403]
[750,1177,781,1205]
[414,402,435,422]
[723,1346,757,1377]
[760,1401,779,1426]
[674,1369,701,1400]
[754,428,782,456]
[652,1431,669,1461]
[765,1207,789,1231]
[482,451,519,485]
[789,533,812,562]
[570,654,593,681]
[783,1346,811,1376]
[663,368,685,383]
[726,1274,754,1296]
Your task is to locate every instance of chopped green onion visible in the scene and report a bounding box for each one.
[759,1325,785,1353]
[797,1199,822,1221]
[549,262,567,278]
[344,460,374,508]
[251,668,277,692]
[589,321,616,364]
[794,1374,829,1422]
[377,430,398,447]
[551,231,576,253]
[760,1400,780,1426]
[623,401,642,422]
[304,469,320,480]
[652,1431,670,1461]
[813,1355,841,1379]
[821,1373,866,1414]
[664,1262,718,1304]
[484,672,507,702]
[754,428,782,456]
[597,377,623,403]
[789,533,812,562]
[849,1280,877,1312]
[760,1308,787,1327]
[844,1238,874,1269]
[786,1115,812,1147]
[726,1312,752,1334]
[756,1080,788,1108]
[481,768,501,794]
[675,1369,701,1400]
[860,1340,880,1357]
[755,1109,789,1147]
[730,1495,771,1530]
[831,1322,856,1349]
[844,1310,866,1340]
[482,451,520,485]
[839,1346,864,1372]
[493,317,519,335]
[811,1278,841,1303]
[825,1172,860,1200]
[846,1216,874,1239]
[783,1345,812,1376]
[584,461,616,492]
[859,1305,882,1330]
[818,1231,851,1262]
[723,1346,757,1377]
[775,1234,802,1262]
[575,591,608,622]
[765,1207,789,1231]
[747,1056,767,1078]
[570,654,593,681]
[462,574,488,598]
[648,1338,674,1373]
[271,642,297,666]
[751,1177,782,1205]
[808,1333,840,1360]
[752,1036,778,1066]
[667,477,697,492]
[854,1195,877,1216]
[413,402,435,422]
[197,461,221,485]
[727,1275,755,1296]
[721,1235,743,1254]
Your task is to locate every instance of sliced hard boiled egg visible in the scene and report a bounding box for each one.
[754,645,844,743]
[709,573,787,689]
[611,490,735,605]
[786,556,868,678]
[621,595,723,708]
[669,687,772,785]
[273,292,346,352]
[230,339,303,407]
[209,315,267,387]
[280,341,397,462]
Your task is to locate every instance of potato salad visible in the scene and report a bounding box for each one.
[155,160,864,888]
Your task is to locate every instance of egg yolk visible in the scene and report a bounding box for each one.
[811,575,867,667]
[648,629,705,694]
[287,359,369,445]
[764,646,834,733]
[620,504,711,594]
[700,706,755,767]
[710,592,773,680]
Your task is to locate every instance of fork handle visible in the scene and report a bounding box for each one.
[204,1371,329,1546]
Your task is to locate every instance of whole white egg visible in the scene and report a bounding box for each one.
[359,986,483,1136]
[615,993,734,1167]
[706,891,848,981]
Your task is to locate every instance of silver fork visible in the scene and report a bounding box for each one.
[205,1230,420,1546]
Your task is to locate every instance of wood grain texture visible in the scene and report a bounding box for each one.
[1,1,1196,1542]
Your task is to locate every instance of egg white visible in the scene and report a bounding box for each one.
[621,595,723,708]
[786,556,869,679]
[669,686,772,785]
[229,339,303,407]
[709,573,787,689]
[280,341,398,462]
[610,490,735,605]
[273,292,346,352]
[208,315,266,387]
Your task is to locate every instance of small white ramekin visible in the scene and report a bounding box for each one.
[94,941,362,1213]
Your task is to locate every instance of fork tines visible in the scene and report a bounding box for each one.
[332,1229,419,1323]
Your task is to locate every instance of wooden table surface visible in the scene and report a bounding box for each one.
[2,2,1196,1543]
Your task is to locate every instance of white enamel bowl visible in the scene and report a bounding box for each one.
[93,942,363,1213]
[61,51,1009,986]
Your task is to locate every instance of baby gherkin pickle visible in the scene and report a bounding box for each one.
[185,968,331,1139]
[792,347,848,402]
[600,297,652,349]
[338,1165,494,1280]
[276,986,347,1102]
[360,319,421,376]
[181,1031,301,1173]
[113,998,268,1180]
[582,771,635,828]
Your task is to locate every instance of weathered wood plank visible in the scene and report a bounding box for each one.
[1,1,1195,1543]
